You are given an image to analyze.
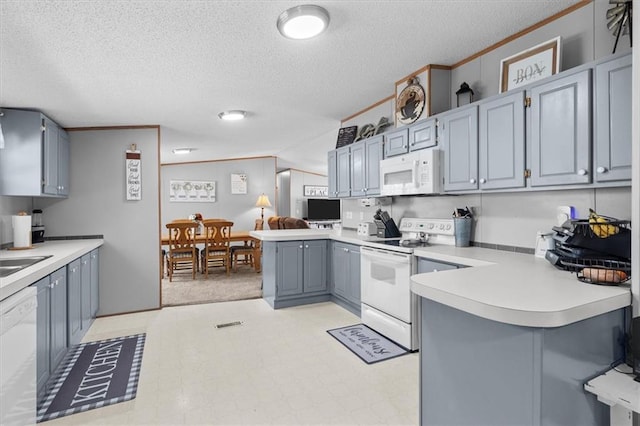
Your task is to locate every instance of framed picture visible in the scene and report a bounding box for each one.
[499,37,561,93]
[303,185,328,197]
[335,126,358,148]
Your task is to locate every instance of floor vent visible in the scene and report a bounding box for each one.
[216,321,243,329]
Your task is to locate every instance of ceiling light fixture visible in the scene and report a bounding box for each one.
[218,110,246,121]
[172,148,193,155]
[277,5,330,40]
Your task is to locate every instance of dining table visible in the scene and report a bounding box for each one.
[161,230,261,272]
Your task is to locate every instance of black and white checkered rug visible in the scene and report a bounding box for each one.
[37,334,145,423]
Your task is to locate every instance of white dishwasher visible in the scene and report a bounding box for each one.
[1,286,37,426]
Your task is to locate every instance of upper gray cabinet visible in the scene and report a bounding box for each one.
[408,118,437,152]
[478,91,526,190]
[0,109,69,197]
[594,54,632,182]
[529,69,591,187]
[441,105,479,192]
[384,127,409,157]
[328,135,383,199]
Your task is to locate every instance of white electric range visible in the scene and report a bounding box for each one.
[359,218,456,351]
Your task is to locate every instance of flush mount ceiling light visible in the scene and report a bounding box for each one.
[277,5,330,40]
[172,148,193,155]
[218,110,246,121]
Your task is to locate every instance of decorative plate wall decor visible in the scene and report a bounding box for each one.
[395,77,425,126]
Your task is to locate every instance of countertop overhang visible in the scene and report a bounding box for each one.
[250,228,631,328]
[0,239,104,301]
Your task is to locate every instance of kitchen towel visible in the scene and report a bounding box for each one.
[12,214,31,248]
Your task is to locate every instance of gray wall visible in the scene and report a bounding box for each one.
[0,196,32,245]
[161,157,277,231]
[289,169,328,219]
[35,128,161,316]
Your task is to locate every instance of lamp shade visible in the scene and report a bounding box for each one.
[255,194,272,208]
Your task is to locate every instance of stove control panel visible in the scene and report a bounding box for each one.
[399,218,455,236]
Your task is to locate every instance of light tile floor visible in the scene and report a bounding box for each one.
[45,300,419,425]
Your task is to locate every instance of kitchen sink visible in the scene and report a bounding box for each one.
[0,255,53,278]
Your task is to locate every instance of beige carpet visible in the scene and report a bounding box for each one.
[162,264,263,307]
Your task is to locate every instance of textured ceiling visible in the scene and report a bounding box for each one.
[0,0,583,174]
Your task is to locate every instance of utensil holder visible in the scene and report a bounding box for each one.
[454,217,472,247]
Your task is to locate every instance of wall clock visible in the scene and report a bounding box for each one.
[395,77,425,125]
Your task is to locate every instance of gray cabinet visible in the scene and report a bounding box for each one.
[594,54,632,182]
[417,258,462,273]
[0,109,69,197]
[90,249,100,318]
[478,91,526,190]
[328,146,351,198]
[328,135,383,199]
[68,253,98,346]
[67,258,83,346]
[384,127,409,157]
[409,119,437,152]
[351,135,383,197]
[331,241,361,315]
[34,267,68,398]
[336,146,351,197]
[262,239,329,309]
[35,276,52,397]
[441,105,479,191]
[81,253,92,332]
[529,69,591,187]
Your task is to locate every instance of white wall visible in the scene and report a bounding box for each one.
[161,157,277,231]
[631,0,639,318]
[35,128,161,316]
[289,169,327,219]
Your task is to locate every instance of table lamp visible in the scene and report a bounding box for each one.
[255,194,271,221]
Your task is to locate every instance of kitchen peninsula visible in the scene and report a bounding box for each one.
[409,246,631,426]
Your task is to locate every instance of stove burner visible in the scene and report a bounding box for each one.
[400,239,429,247]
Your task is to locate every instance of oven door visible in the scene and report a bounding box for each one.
[360,246,412,322]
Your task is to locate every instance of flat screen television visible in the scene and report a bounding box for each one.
[307,198,341,221]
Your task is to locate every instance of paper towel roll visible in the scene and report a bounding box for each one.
[12,215,32,248]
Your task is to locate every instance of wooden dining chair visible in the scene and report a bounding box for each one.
[165,221,199,281]
[230,219,263,272]
[200,220,234,277]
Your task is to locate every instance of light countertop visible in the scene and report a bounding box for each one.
[0,239,104,301]
[250,228,631,328]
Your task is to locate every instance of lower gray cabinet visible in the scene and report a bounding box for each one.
[90,249,99,318]
[417,258,463,273]
[35,267,68,399]
[331,241,361,315]
[68,252,99,346]
[67,258,83,346]
[262,239,330,308]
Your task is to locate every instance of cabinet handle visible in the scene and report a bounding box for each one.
[577,169,588,176]
[343,248,349,252]
[299,245,303,249]
[469,178,476,184]
[305,245,309,249]
[479,178,486,184]
[596,166,607,174]
[49,283,55,289]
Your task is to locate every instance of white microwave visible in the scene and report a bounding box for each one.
[379,149,441,196]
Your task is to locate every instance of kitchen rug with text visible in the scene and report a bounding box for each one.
[327,324,409,364]
[37,333,146,423]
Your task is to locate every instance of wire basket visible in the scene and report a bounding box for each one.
[560,257,631,285]
[563,218,631,260]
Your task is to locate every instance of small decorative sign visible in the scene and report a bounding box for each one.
[353,117,392,142]
[231,173,248,194]
[395,77,425,125]
[335,126,358,148]
[169,180,216,202]
[125,145,141,201]
[304,185,328,197]
[499,37,561,93]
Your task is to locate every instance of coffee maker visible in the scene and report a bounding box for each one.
[32,209,45,243]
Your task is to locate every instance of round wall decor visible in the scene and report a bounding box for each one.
[396,77,425,125]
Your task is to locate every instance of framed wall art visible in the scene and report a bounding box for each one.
[230,173,247,194]
[169,180,216,202]
[499,37,561,93]
[303,185,328,197]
